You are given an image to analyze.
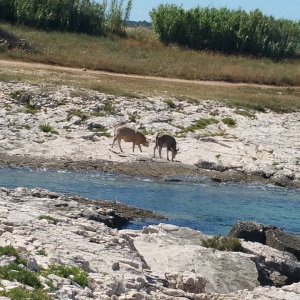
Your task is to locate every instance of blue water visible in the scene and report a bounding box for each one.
[0,167,299,235]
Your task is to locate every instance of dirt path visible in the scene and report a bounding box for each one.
[0,59,290,89]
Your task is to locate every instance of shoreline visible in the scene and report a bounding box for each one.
[1,153,300,189]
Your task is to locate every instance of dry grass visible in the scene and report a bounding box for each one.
[0,59,299,112]
[1,23,300,86]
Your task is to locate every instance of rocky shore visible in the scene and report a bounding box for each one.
[0,187,299,299]
[0,81,299,187]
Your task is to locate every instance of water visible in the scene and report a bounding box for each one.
[0,167,299,235]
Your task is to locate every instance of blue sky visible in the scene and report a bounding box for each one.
[130,0,300,22]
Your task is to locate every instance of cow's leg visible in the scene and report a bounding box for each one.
[167,149,170,161]
[158,146,162,158]
[112,136,117,148]
[171,149,175,161]
[132,143,135,152]
[118,139,123,152]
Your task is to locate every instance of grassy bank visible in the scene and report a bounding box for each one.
[1,59,300,113]
[1,22,300,86]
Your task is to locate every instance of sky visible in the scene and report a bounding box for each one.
[130,0,300,22]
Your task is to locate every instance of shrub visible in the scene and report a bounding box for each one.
[202,236,244,252]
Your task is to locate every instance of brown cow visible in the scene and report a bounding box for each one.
[112,126,149,153]
[154,133,178,161]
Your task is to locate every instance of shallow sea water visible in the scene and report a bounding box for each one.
[0,167,299,235]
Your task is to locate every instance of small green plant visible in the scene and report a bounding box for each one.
[181,118,219,133]
[38,215,59,225]
[215,154,221,159]
[39,123,57,134]
[164,99,176,109]
[25,104,38,115]
[103,102,116,115]
[222,117,236,127]
[46,265,88,288]
[36,249,47,256]
[0,288,51,300]
[202,236,244,252]
[67,109,89,121]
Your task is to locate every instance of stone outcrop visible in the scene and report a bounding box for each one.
[229,221,300,260]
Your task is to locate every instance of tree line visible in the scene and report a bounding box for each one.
[0,0,132,36]
[150,5,300,60]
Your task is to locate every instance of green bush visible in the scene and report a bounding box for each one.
[202,236,244,252]
[150,5,300,59]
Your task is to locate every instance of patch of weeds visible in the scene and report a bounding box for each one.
[9,90,23,101]
[128,113,138,123]
[215,154,221,159]
[38,215,59,225]
[25,104,38,115]
[67,109,89,122]
[202,236,244,252]
[91,111,106,117]
[209,110,219,116]
[36,249,47,256]
[39,123,58,134]
[0,246,19,258]
[46,265,88,288]
[234,109,256,119]
[0,288,51,300]
[222,117,236,127]
[164,99,176,109]
[140,128,155,136]
[181,118,219,133]
[0,263,42,288]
